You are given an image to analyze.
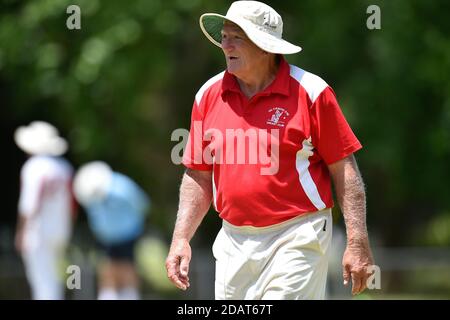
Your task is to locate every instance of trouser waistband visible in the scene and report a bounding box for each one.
[222,208,332,235]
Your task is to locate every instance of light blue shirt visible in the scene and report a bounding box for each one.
[85,172,150,244]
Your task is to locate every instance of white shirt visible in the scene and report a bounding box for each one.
[19,155,73,250]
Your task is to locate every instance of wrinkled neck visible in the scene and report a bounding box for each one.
[237,55,279,98]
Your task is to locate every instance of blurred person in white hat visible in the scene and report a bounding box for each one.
[166,1,373,299]
[14,121,75,300]
[73,161,150,300]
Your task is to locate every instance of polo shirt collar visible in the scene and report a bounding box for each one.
[222,56,290,97]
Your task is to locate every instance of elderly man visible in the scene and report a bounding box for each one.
[166,1,373,299]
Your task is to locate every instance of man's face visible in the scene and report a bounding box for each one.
[221,22,266,79]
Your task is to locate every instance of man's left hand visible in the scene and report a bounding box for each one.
[342,241,374,295]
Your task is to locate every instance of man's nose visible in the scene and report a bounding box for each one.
[221,38,234,51]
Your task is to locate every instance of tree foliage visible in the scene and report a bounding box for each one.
[1,0,449,246]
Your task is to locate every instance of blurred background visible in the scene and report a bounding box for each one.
[1,0,449,299]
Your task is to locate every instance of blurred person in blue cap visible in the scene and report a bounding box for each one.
[14,121,75,300]
[73,161,150,300]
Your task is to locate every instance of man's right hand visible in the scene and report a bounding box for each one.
[166,239,192,290]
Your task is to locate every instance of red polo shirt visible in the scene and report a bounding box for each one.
[182,58,362,227]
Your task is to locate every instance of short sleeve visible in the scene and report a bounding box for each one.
[310,87,362,165]
[182,101,213,171]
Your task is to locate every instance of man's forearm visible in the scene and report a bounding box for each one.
[338,172,368,245]
[16,215,27,235]
[15,215,27,252]
[329,155,373,294]
[329,156,369,245]
[172,169,213,243]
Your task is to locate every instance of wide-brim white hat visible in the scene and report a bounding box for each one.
[200,1,301,55]
[73,161,113,206]
[14,121,68,156]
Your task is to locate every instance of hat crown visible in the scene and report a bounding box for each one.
[30,121,59,139]
[199,1,301,55]
[227,1,283,38]
[14,121,68,156]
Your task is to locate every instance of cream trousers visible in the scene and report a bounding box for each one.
[213,209,332,300]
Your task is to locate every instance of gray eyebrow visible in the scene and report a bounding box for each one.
[221,28,246,36]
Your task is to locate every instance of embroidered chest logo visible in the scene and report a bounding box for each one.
[266,107,290,127]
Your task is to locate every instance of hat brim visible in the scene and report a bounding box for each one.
[14,126,68,156]
[200,13,302,55]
